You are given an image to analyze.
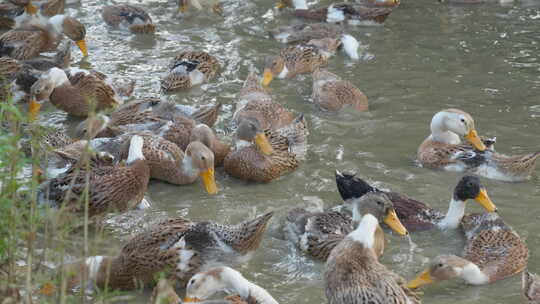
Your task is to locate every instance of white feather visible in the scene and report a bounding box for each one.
[48,15,66,34]
[461,263,489,285]
[347,214,378,249]
[127,135,145,164]
[277,65,289,79]
[47,68,69,88]
[341,34,359,60]
[326,5,345,23]
[85,256,104,282]
[292,0,308,9]
[189,69,206,85]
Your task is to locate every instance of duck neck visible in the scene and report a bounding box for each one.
[351,201,362,227]
[222,268,279,304]
[49,14,65,34]
[181,155,199,181]
[438,198,466,229]
[459,262,489,285]
[292,0,308,9]
[430,112,461,144]
[348,214,378,249]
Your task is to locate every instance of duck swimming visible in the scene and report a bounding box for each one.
[335,171,497,231]
[285,192,408,261]
[324,212,419,304]
[311,68,368,112]
[408,212,528,289]
[161,51,220,93]
[101,4,155,34]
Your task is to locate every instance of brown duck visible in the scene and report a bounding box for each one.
[224,114,308,183]
[263,37,343,87]
[67,211,274,290]
[0,0,37,29]
[311,68,368,112]
[161,51,220,93]
[408,212,528,289]
[37,135,150,216]
[0,14,87,60]
[233,72,294,130]
[29,67,125,118]
[101,4,155,34]
[324,212,419,304]
[285,192,408,261]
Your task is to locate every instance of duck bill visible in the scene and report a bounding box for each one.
[383,209,408,236]
[255,132,274,156]
[407,269,434,289]
[76,40,88,57]
[179,3,189,12]
[262,69,274,87]
[474,188,497,212]
[276,0,287,9]
[465,129,486,151]
[183,297,201,303]
[199,168,217,195]
[25,2,38,15]
[29,99,41,121]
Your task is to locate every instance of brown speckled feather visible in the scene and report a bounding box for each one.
[293,4,395,24]
[312,69,368,112]
[234,72,294,130]
[270,23,343,44]
[101,4,155,33]
[161,51,219,92]
[0,24,59,59]
[38,0,65,17]
[280,42,334,78]
[461,213,528,283]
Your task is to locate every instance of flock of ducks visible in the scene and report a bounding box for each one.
[1,0,539,303]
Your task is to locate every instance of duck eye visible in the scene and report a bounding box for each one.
[190,279,196,285]
[201,156,205,161]
[460,118,466,123]
[437,263,444,268]
[377,201,383,206]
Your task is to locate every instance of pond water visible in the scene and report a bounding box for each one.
[21,0,540,302]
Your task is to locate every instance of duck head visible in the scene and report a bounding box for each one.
[407,255,488,289]
[430,109,486,151]
[235,118,274,156]
[351,192,408,236]
[263,56,285,87]
[49,15,88,57]
[190,124,218,150]
[75,114,111,139]
[185,141,217,194]
[184,267,231,302]
[454,175,496,212]
[29,67,69,120]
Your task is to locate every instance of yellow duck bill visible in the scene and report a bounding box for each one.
[262,69,274,87]
[464,129,486,151]
[407,269,433,289]
[183,297,201,303]
[28,99,42,121]
[475,188,497,212]
[255,132,274,156]
[383,209,408,236]
[76,40,88,57]
[26,2,38,14]
[200,168,218,195]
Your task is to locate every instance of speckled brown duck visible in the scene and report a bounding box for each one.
[37,135,150,216]
[58,134,219,193]
[523,271,540,304]
[184,267,279,304]
[418,109,540,181]
[262,37,347,87]
[285,192,408,261]
[269,22,344,45]
[335,172,497,232]
[0,0,37,29]
[29,67,126,118]
[0,14,87,60]
[311,68,368,112]
[161,51,220,93]
[233,71,294,130]
[408,212,528,289]
[101,4,155,34]
[324,212,419,304]
[224,114,308,183]
[67,211,274,290]
[278,0,399,24]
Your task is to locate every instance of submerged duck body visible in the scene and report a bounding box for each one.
[101,4,155,34]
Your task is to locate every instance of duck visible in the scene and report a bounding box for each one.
[233,72,294,130]
[37,135,150,216]
[0,14,87,60]
[277,0,399,25]
[269,22,344,45]
[418,109,540,181]
[29,67,126,118]
[263,36,357,87]
[101,4,155,34]
[224,114,308,183]
[0,0,37,29]
[285,192,408,261]
[407,212,529,289]
[523,271,540,304]
[184,266,279,304]
[177,0,223,15]
[335,171,497,231]
[311,68,368,112]
[324,212,420,304]
[67,211,274,290]
[161,51,220,93]
[34,0,64,17]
